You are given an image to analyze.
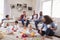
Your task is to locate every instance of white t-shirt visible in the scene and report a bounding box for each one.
[33,15,38,21]
[13,24,20,30]
[42,23,57,31]
[6,26,13,33]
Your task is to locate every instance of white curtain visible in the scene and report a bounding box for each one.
[0,0,4,22]
[42,1,51,16]
[52,0,60,18]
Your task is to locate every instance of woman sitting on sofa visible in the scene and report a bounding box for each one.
[18,11,30,27]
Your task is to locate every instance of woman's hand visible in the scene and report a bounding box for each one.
[40,30,42,34]
[50,27,56,30]
[50,28,53,30]
[39,28,42,34]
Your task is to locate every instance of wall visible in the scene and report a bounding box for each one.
[32,0,36,10]
[4,0,10,16]
[4,0,48,18]
[4,0,34,18]
[32,0,43,14]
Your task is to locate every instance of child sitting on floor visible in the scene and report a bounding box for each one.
[6,23,14,34]
[12,21,20,32]
[28,24,39,37]
[21,25,29,34]
[6,21,20,34]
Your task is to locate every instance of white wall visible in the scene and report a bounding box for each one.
[4,0,34,18]
[4,0,47,18]
[4,0,11,16]
[32,0,36,10]
[31,0,43,14]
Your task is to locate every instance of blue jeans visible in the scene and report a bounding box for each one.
[20,19,30,27]
[46,28,54,36]
[35,20,40,30]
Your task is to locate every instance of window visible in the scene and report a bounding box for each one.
[42,1,51,16]
[0,0,4,22]
[52,0,60,18]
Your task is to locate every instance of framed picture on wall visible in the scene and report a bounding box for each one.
[28,7,32,11]
[23,4,27,8]
[10,4,15,9]
[16,3,23,11]
[17,4,22,7]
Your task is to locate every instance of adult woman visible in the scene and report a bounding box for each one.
[19,11,30,27]
[40,15,57,40]
[31,10,38,29]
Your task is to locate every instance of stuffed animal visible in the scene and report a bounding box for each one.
[0,31,5,39]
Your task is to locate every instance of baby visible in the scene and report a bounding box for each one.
[5,23,14,34]
[6,21,20,34]
[12,21,20,32]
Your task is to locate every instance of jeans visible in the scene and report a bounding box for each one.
[21,19,30,27]
[35,20,40,30]
[46,28,54,36]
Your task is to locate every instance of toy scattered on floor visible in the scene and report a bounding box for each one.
[30,32,35,37]
[0,31,6,39]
